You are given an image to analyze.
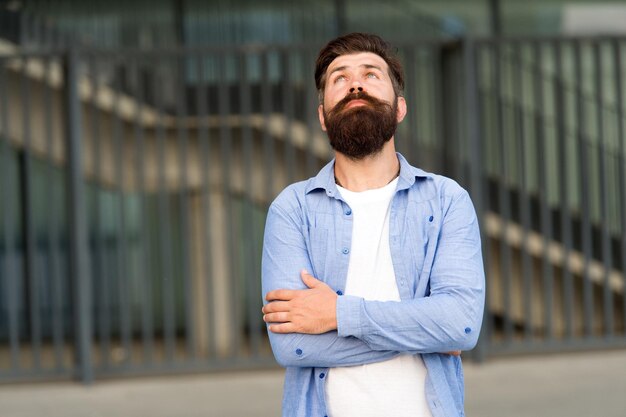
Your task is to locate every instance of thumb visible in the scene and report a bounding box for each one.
[300,269,319,288]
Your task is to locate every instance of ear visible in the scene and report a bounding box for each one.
[396,96,407,123]
[318,104,327,131]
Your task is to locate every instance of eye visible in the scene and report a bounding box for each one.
[333,74,347,84]
[366,72,379,79]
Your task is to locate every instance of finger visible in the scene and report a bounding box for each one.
[262,301,290,314]
[268,322,297,334]
[265,289,296,301]
[300,269,319,288]
[263,312,290,323]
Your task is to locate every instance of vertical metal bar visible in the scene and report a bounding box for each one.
[262,51,275,204]
[402,47,417,165]
[239,51,262,357]
[0,58,21,372]
[0,10,5,43]
[480,41,496,358]
[489,0,502,37]
[218,51,239,357]
[43,56,65,370]
[422,46,444,173]
[303,47,318,178]
[65,48,94,384]
[281,50,296,184]
[155,58,175,362]
[31,10,41,47]
[111,54,132,364]
[451,44,469,185]
[334,0,347,35]
[132,56,154,366]
[19,7,27,46]
[175,51,195,359]
[432,46,446,174]
[436,43,456,176]
[196,54,215,358]
[594,41,614,338]
[88,53,110,370]
[554,40,575,340]
[614,40,626,337]
[412,46,426,170]
[533,42,555,341]
[512,41,534,342]
[492,41,514,343]
[172,0,186,47]
[464,39,488,362]
[19,56,42,371]
[261,48,276,355]
[574,41,594,338]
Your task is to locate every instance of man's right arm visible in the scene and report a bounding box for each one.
[262,200,399,368]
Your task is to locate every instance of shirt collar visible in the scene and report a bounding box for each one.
[304,152,433,196]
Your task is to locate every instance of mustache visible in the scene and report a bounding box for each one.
[332,91,388,112]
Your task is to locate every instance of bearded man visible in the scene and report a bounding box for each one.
[261,33,485,417]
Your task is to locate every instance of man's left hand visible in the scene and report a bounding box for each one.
[263,270,338,334]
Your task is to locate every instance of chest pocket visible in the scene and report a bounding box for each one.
[306,226,328,281]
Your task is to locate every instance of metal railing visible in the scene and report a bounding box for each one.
[0,37,625,383]
[467,37,626,355]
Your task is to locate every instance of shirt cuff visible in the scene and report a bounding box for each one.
[336,295,363,339]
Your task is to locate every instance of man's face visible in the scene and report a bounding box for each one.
[318,52,407,159]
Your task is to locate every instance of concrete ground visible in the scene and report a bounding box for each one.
[0,350,625,417]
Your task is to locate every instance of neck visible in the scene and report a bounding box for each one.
[334,140,400,192]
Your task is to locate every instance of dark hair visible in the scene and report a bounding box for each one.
[314,32,405,102]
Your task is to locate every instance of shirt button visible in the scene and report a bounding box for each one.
[295,348,303,355]
[319,373,326,379]
[428,215,434,222]
[344,208,352,216]
[342,247,350,254]
[336,290,343,295]
[464,327,472,334]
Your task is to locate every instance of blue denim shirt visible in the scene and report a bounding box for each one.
[261,153,485,417]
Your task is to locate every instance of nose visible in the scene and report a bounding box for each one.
[349,86,364,93]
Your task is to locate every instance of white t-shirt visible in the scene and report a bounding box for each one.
[325,178,432,417]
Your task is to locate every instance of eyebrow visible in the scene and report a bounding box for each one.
[328,63,384,78]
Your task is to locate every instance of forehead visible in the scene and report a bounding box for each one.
[326,52,389,74]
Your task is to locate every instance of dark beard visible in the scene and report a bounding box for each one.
[323,92,398,160]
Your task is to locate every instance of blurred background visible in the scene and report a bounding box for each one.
[0,0,625,415]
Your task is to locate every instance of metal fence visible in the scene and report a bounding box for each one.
[0,37,625,383]
[469,37,626,355]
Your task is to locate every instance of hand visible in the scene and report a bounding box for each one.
[262,270,338,334]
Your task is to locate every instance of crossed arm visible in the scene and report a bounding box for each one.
[261,190,484,368]
[263,269,463,357]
